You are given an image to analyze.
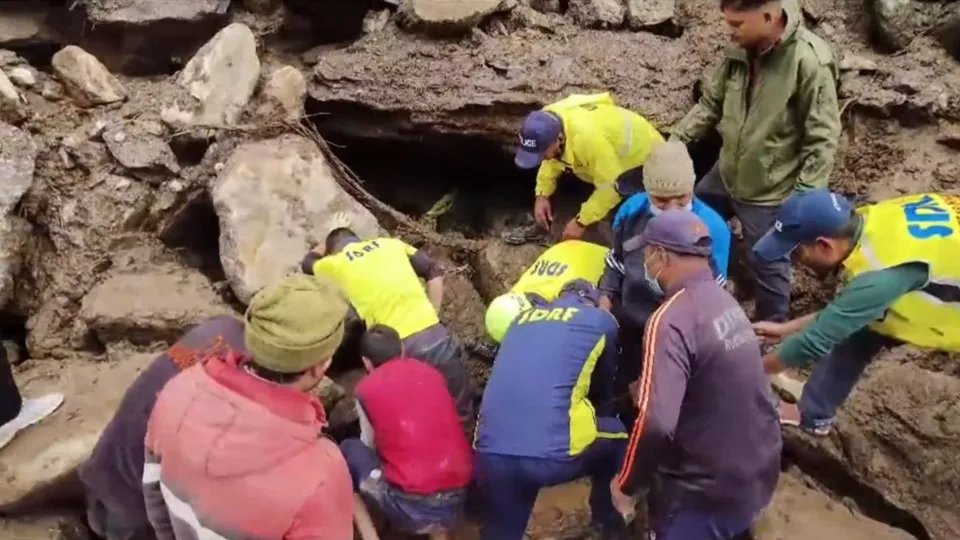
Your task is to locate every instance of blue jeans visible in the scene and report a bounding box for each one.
[695,163,791,322]
[340,438,467,534]
[474,433,627,540]
[798,329,899,430]
[652,507,755,540]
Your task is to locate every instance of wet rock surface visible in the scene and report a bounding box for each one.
[0,0,955,538]
[211,134,383,303]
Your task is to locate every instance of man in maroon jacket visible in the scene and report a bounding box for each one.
[340,325,473,540]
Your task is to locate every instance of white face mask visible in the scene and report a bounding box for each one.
[649,201,693,215]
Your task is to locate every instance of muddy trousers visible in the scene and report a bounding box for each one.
[0,346,22,425]
[694,164,791,323]
[798,329,900,430]
[474,434,627,540]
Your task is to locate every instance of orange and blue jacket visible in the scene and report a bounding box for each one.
[474,294,626,459]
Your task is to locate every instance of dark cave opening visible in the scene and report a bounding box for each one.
[0,313,29,365]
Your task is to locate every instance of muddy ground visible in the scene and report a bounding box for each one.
[0,0,958,538]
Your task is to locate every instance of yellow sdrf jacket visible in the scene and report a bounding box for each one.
[842,193,960,351]
[535,93,664,225]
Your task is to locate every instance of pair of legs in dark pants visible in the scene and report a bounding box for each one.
[0,347,22,425]
[799,328,899,431]
[651,505,755,540]
[695,163,791,323]
[86,497,155,540]
[340,438,466,534]
[474,431,627,540]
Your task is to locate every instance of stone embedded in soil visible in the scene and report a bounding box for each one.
[440,271,489,345]
[211,134,383,304]
[0,2,53,50]
[474,240,544,300]
[0,353,155,509]
[0,69,27,125]
[102,119,180,184]
[397,0,505,36]
[161,23,260,134]
[784,357,960,540]
[362,9,392,34]
[937,124,960,151]
[252,65,307,121]
[0,515,93,540]
[81,0,230,27]
[80,262,234,348]
[568,0,625,29]
[868,0,954,53]
[0,121,36,307]
[754,472,914,540]
[625,0,675,32]
[51,46,127,107]
[7,67,37,88]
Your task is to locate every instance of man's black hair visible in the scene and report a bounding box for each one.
[359,325,403,368]
[720,0,776,10]
[249,363,307,385]
[325,227,358,254]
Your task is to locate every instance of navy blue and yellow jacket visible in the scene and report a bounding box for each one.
[474,294,626,459]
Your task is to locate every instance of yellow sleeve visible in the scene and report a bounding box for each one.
[534,160,565,198]
[577,137,623,225]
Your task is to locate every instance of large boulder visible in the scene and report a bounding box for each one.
[55,0,230,75]
[626,0,675,33]
[0,2,54,50]
[0,352,156,509]
[754,472,913,539]
[162,23,260,136]
[80,262,233,348]
[211,134,382,304]
[0,122,36,308]
[867,0,955,53]
[51,46,126,107]
[397,0,505,36]
[784,359,960,540]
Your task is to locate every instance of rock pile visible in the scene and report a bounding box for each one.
[0,0,956,538]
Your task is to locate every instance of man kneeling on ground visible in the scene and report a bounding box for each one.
[341,325,473,540]
[474,279,628,540]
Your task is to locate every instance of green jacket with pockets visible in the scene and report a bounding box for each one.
[671,1,841,205]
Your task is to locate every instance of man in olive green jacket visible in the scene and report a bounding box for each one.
[670,0,841,323]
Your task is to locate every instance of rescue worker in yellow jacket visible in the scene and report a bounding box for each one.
[514,93,664,241]
[751,190,960,436]
[484,240,609,343]
[302,229,474,429]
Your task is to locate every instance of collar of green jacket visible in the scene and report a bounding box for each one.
[723,0,802,63]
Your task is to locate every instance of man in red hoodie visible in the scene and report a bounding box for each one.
[143,274,355,540]
[340,325,473,540]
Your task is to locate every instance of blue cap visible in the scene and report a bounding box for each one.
[753,190,854,261]
[514,111,562,169]
[629,209,713,257]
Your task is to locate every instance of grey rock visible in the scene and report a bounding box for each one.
[252,65,307,121]
[397,0,505,36]
[161,23,260,135]
[103,120,180,184]
[569,0,625,29]
[7,66,36,88]
[868,0,953,53]
[0,121,37,214]
[626,0,674,31]
[0,69,26,125]
[212,134,382,303]
[80,261,233,347]
[51,46,126,107]
[0,2,53,49]
[839,52,879,73]
[362,9,392,34]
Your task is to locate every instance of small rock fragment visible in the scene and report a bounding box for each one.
[626,0,675,32]
[527,0,561,13]
[362,9,392,34]
[839,52,879,73]
[397,0,505,36]
[40,80,63,101]
[7,66,35,88]
[51,45,126,107]
[161,23,260,134]
[254,65,307,121]
[569,0,625,29]
[0,69,26,124]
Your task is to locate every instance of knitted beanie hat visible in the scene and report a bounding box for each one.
[244,273,348,373]
[642,141,696,198]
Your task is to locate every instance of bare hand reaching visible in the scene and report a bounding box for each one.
[534,196,553,228]
[752,321,790,344]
